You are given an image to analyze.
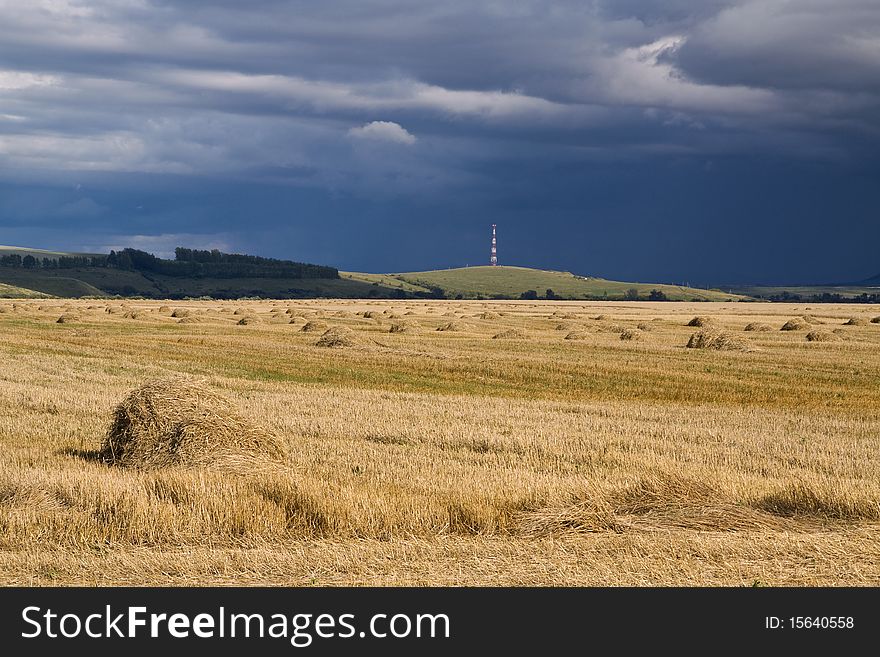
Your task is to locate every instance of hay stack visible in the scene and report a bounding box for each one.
[686,316,712,327]
[56,314,80,324]
[479,311,501,320]
[436,321,464,332]
[744,322,772,332]
[315,326,362,348]
[158,305,172,314]
[300,320,328,333]
[237,315,259,325]
[619,328,640,341]
[171,308,190,319]
[780,318,808,331]
[100,377,287,470]
[871,316,880,324]
[492,328,527,339]
[636,323,652,331]
[554,323,570,331]
[686,329,750,351]
[564,331,589,340]
[806,330,840,342]
[177,316,202,324]
[389,321,418,333]
[844,317,867,326]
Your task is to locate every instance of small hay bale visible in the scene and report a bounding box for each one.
[844,317,867,326]
[122,311,142,320]
[100,377,287,470]
[479,311,501,320]
[436,322,462,332]
[619,328,640,341]
[56,314,79,324]
[686,329,750,351]
[492,328,527,339]
[237,315,259,325]
[555,323,570,331]
[636,323,652,331]
[593,315,607,321]
[686,316,712,327]
[233,308,246,316]
[780,317,808,331]
[171,308,190,319]
[300,320,328,333]
[315,326,362,348]
[362,311,380,319]
[177,316,202,324]
[806,330,840,342]
[564,331,589,341]
[389,321,418,333]
[870,316,880,324]
[158,305,171,314]
[744,322,772,332]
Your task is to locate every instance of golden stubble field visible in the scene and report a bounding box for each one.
[0,298,878,586]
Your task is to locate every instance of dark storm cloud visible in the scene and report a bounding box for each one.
[0,1,878,282]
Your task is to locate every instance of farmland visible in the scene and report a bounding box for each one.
[0,299,878,585]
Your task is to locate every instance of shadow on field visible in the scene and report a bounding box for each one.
[58,447,104,463]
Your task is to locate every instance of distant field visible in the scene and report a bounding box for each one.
[0,283,52,299]
[0,245,103,259]
[1,298,878,585]
[346,266,745,301]
[0,267,402,299]
[729,284,880,300]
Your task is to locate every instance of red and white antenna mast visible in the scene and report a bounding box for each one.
[490,224,498,266]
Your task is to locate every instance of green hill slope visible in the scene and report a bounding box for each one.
[344,266,745,301]
[0,282,53,299]
[0,245,102,259]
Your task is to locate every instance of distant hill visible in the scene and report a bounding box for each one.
[0,245,405,299]
[0,282,52,299]
[344,266,746,301]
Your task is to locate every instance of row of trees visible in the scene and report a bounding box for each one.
[0,248,338,280]
[1,254,104,269]
[518,288,670,301]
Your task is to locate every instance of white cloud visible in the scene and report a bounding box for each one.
[348,120,416,145]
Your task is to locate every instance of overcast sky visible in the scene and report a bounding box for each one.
[1,1,878,284]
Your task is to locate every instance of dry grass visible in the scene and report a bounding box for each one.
[0,298,878,586]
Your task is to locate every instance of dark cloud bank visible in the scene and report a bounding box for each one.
[1,1,878,283]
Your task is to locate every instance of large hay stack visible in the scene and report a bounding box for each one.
[315,326,362,348]
[686,329,750,351]
[100,377,287,470]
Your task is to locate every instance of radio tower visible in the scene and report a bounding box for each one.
[490,224,498,266]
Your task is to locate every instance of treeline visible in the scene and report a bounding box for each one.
[1,248,338,280]
[753,291,880,304]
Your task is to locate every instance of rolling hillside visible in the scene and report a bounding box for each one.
[344,266,746,301]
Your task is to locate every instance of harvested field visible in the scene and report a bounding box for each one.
[0,299,878,586]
